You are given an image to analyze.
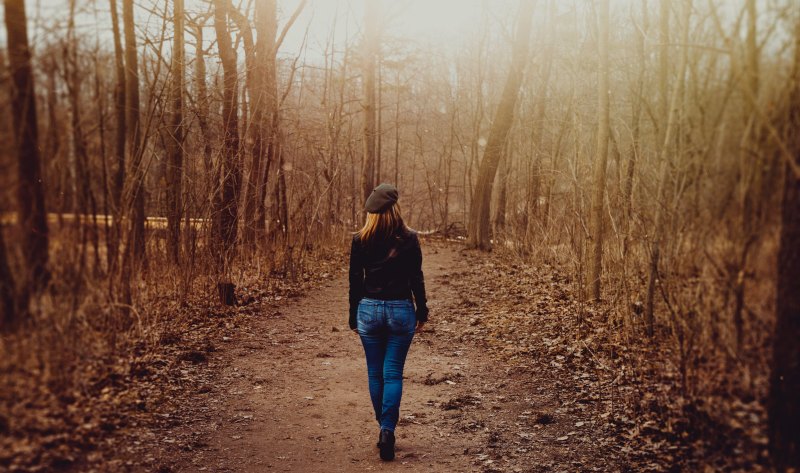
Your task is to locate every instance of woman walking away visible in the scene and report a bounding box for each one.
[349,183,429,461]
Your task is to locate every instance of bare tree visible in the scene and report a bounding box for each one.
[0,228,16,330]
[253,0,279,242]
[644,0,692,336]
[234,0,271,246]
[108,0,126,272]
[623,0,648,244]
[466,0,535,250]
[4,0,50,295]
[212,0,242,301]
[768,19,800,471]
[65,0,100,273]
[122,0,145,264]
[524,1,555,237]
[587,0,611,300]
[166,0,185,264]
[361,0,379,201]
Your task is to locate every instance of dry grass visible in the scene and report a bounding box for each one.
[491,210,777,469]
[0,222,346,471]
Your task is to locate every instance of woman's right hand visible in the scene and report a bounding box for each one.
[416,321,426,333]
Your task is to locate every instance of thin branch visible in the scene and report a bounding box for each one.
[273,0,308,55]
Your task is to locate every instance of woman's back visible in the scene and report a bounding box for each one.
[351,228,425,304]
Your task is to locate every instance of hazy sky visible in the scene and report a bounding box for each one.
[0,0,506,60]
[0,1,788,65]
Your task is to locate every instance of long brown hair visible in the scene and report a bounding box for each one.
[356,203,406,244]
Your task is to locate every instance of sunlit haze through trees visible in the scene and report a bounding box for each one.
[1,0,799,470]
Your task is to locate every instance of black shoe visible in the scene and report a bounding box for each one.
[379,429,395,461]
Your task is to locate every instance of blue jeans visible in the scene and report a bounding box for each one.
[356,298,416,432]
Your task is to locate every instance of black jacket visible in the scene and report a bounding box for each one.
[348,228,429,329]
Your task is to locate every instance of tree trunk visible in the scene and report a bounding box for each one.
[587,0,611,300]
[769,139,800,472]
[376,60,383,183]
[93,46,111,275]
[525,2,555,239]
[273,141,289,238]
[108,0,126,273]
[624,0,648,245]
[394,67,401,187]
[0,227,16,331]
[238,0,277,245]
[257,1,283,246]
[732,0,762,355]
[658,0,669,144]
[361,0,378,202]
[212,0,242,280]
[66,0,99,277]
[122,0,145,264]
[769,163,800,470]
[189,21,213,183]
[228,5,255,244]
[166,0,185,264]
[109,34,126,211]
[494,138,512,232]
[4,0,50,293]
[645,0,691,336]
[768,20,800,472]
[466,0,535,250]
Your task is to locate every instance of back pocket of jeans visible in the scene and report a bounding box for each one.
[387,304,415,334]
[357,303,380,332]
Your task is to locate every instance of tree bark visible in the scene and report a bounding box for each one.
[732,0,762,355]
[237,0,277,245]
[769,130,800,472]
[122,0,145,263]
[259,0,305,243]
[361,0,379,202]
[108,0,126,271]
[624,0,648,243]
[494,138,512,232]
[525,2,555,238]
[658,0,669,144]
[166,0,185,264]
[4,0,50,292]
[0,227,16,331]
[587,0,611,300]
[768,20,800,471]
[466,0,535,250]
[66,0,99,274]
[188,21,212,181]
[645,0,691,336]
[212,0,242,277]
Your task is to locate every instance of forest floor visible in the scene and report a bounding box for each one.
[105,240,630,473]
[8,238,766,472]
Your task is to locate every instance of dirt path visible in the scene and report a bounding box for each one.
[172,243,490,472]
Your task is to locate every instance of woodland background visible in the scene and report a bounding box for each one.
[1,0,799,471]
